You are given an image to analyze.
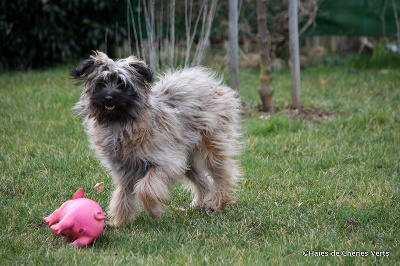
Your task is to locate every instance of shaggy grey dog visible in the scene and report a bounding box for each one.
[71,51,241,226]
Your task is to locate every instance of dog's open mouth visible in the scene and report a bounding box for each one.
[105,104,116,111]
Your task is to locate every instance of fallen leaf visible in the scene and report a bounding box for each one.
[94,182,105,192]
[345,219,359,228]
[317,77,326,85]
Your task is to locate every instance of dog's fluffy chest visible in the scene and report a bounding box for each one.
[88,115,190,177]
[90,121,148,160]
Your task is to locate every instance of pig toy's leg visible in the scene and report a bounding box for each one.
[70,236,94,248]
[49,213,75,235]
[44,211,60,226]
[44,202,68,226]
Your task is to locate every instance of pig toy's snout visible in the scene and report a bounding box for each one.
[95,211,107,221]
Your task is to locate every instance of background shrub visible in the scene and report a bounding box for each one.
[0,0,126,69]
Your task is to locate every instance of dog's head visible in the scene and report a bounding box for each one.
[71,51,153,124]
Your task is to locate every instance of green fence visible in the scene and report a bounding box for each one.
[304,0,399,37]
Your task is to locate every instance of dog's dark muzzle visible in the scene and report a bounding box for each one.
[89,90,139,123]
[104,95,116,111]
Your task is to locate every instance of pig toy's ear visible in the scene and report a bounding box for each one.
[73,188,85,199]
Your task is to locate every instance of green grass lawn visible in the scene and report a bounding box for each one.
[0,60,399,265]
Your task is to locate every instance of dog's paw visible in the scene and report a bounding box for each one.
[106,219,122,227]
[206,208,215,216]
[190,199,202,208]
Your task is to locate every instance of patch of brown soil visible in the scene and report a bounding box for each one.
[242,103,337,122]
[281,107,336,122]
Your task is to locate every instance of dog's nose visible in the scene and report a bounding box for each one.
[105,96,113,102]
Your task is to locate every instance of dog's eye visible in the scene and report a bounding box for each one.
[120,84,129,91]
[117,78,127,90]
[93,83,105,93]
[117,82,129,91]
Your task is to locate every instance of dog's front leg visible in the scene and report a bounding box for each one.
[134,168,172,218]
[108,178,140,227]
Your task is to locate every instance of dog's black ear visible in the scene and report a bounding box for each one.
[130,62,153,83]
[71,59,96,80]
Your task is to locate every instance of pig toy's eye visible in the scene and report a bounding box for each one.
[79,228,85,233]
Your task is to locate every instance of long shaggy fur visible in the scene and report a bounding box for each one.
[72,51,242,226]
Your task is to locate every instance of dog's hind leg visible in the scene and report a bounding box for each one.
[134,168,172,218]
[205,157,240,213]
[108,178,141,226]
[185,159,212,208]
[199,132,240,213]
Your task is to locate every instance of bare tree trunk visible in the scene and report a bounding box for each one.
[288,0,301,109]
[130,0,218,71]
[184,0,193,67]
[257,0,274,113]
[229,0,239,91]
[392,0,400,54]
[143,0,157,71]
[380,0,388,38]
[169,0,175,66]
[193,0,218,65]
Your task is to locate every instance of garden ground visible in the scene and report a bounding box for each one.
[0,57,399,265]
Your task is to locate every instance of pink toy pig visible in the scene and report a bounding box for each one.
[44,188,106,247]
